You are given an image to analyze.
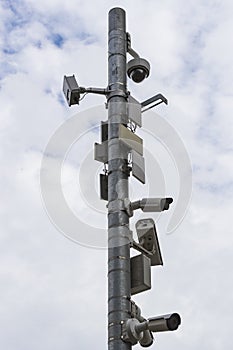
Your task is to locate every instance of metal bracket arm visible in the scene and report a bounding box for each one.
[141,93,168,113]
[130,240,153,257]
[83,86,108,95]
[126,32,140,59]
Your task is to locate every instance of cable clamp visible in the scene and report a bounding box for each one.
[107,198,132,216]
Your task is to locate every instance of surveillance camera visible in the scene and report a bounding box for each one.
[131,198,173,213]
[63,75,81,106]
[127,58,150,83]
[135,218,163,266]
[123,313,181,345]
[140,197,173,212]
[147,313,181,332]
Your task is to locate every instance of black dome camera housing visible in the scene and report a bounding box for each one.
[127,58,150,83]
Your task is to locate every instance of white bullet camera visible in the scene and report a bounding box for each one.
[122,313,181,346]
[127,58,150,83]
[140,197,173,212]
[131,197,173,213]
[146,313,181,332]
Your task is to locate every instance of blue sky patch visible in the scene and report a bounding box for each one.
[50,33,65,48]
[3,48,18,55]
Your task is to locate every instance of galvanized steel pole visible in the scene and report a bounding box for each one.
[107,8,132,350]
[61,7,181,349]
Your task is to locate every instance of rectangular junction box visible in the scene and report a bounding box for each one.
[101,121,108,142]
[131,254,151,295]
[94,142,108,163]
[100,174,108,201]
[127,95,142,127]
[131,150,145,184]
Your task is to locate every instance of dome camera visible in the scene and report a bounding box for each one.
[127,58,150,83]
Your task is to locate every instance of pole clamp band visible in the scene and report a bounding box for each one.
[107,89,129,101]
[108,199,133,217]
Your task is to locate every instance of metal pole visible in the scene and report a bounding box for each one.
[108,8,132,350]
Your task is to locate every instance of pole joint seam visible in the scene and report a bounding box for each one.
[108,268,130,275]
[108,82,125,87]
[108,309,131,316]
[108,295,130,302]
[108,255,129,262]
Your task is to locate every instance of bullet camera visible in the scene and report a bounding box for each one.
[147,313,181,332]
[127,58,150,83]
[134,313,181,335]
[123,313,181,345]
[136,218,163,266]
[131,197,173,213]
[140,197,173,212]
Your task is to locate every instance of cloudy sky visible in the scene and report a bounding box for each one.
[1,0,233,349]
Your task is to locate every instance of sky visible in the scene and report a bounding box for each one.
[0,0,233,349]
